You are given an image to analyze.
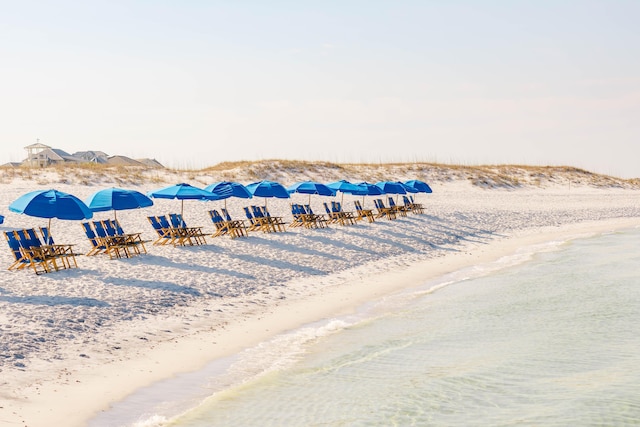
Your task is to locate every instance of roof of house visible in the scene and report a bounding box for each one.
[106,155,145,166]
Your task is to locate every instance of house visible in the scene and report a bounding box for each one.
[24,143,84,167]
[4,144,164,169]
[73,151,110,164]
[105,155,145,166]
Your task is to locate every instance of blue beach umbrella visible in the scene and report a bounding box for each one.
[9,188,94,232]
[356,182,384,196]
[246,180,290,198]
[0,214,4,225]
[205,181,252,210]
[287,181,336,205]
[205,181,253,200]
[375,181,407,195]
[326,180,368,196]
[148,183,221,215]
[326,179,367,203]
[399,182,419,194]
[245,180,290,209]
[85,187,153,219]
[355,181,384,207]
[404,179,433,194]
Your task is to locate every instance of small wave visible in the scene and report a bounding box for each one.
[131,415,169,427]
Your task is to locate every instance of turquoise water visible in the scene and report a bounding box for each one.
[92,227,640,427]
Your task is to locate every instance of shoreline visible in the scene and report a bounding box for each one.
[3,216,638,427]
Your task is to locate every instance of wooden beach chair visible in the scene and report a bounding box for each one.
[374,199,396,220]
[354,200,375,223]
[4,230,31,270]
[169,213,207,245]
[13,229,65,274]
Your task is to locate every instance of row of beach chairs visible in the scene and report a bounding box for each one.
[4,227,79,274]
[147,214,207,246]
[4,197,426,272]
[290,204,330,229]
[82,219,148,259]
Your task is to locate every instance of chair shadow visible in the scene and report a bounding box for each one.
[239,235,345,261]
[129,252,256,280]
[0,294,110,307]
[101,276,203,296]
[232,252,327,275]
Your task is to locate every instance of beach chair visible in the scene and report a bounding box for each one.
[250,206,273,232]
[289,204,305,228]
[13,229,65,274]
[23,227,77,270]
[209,209,230,237]
[304,204,330,228]
[354,200,375,223]
[209,209,245,238]
[323,202,342,224]
[169,213,207,245]
[221,208,248,237]
[331,201,357,226]
[374,199,396,220]
[93,220,132,259]
[38,226,79,268]
[262,206,286,232]
[243,207,263,232]
[387,197,407,217]
[157,215,191,246]
[4,230,31,270]
[105,219,147,255]
[403,195,424,214]
[289,204,318,229]
[147,216,175,245]
[81,222,108,256]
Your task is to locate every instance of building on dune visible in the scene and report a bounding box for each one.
[1,143,163,169]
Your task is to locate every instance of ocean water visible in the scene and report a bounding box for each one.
[91,227,640,427]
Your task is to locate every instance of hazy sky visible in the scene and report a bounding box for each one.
[2,1,639,177]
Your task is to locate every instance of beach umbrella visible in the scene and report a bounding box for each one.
[399,182,419,193]
[85,187,154,220]
[404,179,433,194]
[326,180,368,196]
[148,183,221,216]
[355,181,384,207]
[287,181,336,204]
[375,181,407,195]
[204,181,253,210]
[0,214,4,225]
[326,179,367,203]
[9,189,94,237]
[356,182,384,196]
[246,180,290,207]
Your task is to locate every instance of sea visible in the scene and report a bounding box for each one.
[89,226,640,427]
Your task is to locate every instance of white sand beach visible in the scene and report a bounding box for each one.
[1,163,639,426]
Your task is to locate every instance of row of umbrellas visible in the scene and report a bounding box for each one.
[6,179,432,230]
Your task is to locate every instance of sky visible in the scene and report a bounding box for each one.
[1,1,639,178]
